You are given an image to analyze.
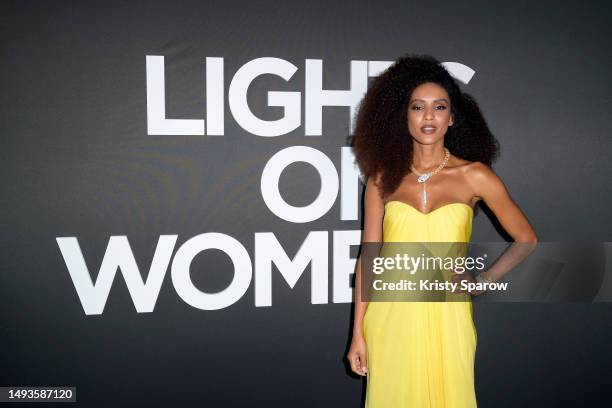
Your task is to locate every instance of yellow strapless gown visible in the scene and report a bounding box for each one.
[363,201,478,408]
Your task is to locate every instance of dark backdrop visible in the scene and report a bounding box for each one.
[1,0,611,407]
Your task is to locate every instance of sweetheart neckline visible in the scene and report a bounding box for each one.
[385,200,474,216]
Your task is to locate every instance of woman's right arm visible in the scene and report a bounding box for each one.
[347,174,384,376]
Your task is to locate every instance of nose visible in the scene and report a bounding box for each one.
[424,106,434,120]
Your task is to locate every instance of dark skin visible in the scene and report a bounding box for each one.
[346,82,538,377]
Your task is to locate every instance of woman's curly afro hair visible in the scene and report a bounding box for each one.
[351,53,499,199]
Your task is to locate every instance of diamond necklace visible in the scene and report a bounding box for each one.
[410,148,450,206]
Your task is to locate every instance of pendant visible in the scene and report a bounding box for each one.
[416,172,431,206]
[417,173,432,183]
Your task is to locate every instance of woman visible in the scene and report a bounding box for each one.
[347,54,538,407]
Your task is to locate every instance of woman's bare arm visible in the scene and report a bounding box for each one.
[453,163,538,293]
[468,162,538,244]
[347,174,384,375]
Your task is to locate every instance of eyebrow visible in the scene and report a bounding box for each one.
[410,98,449,103]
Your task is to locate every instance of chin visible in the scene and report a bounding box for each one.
[413,134,443,145]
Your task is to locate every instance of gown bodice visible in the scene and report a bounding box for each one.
[383,200,473,243]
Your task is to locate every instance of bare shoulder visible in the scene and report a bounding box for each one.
[367,170,385,192]
[463,161,496,179]
[462,161,508,199]
[441,153,495,180]
[371,170,383,185]
[362,171,385,241]
[365,171,385,202]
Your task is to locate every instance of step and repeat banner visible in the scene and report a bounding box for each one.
[2,1,611,406]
